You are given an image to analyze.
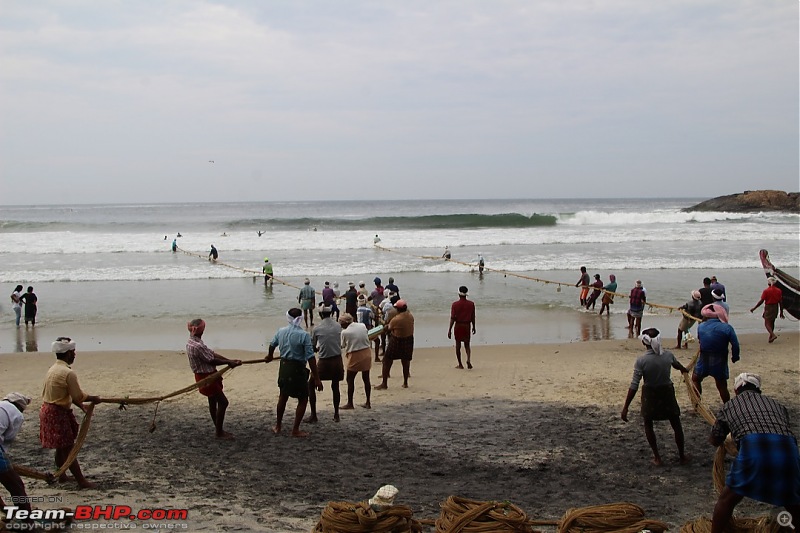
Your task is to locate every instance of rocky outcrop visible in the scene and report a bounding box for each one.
[684,190,800,213]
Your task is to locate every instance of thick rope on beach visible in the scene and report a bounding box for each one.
[679,515,783,532]
[13,359,270,481]
[556,502,668,533]
[434,495,541,532]
[312,501,422,533]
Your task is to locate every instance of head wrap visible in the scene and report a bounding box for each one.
[3,392,31,411]
[287,311,303,327]
[338,313,354,326]
[733,373,761,392]
[712,289,724,300]
[458,286,468,296]
[639,330,663,355]
[359,281,365,287]
[394,299,407,310]
[52,337,76,354]
[319,304,333,314]
[357,295,367,305]
[187,319,206,337]
[701,303,728,323]
[691,290,701,300]
[348,281,355,287]
[767,277,777,286]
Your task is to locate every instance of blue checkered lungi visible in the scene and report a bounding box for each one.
[727,433,800,506]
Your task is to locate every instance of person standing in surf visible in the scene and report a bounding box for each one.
[576,266,590,307]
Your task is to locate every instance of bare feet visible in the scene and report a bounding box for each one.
[361,403,371,409]
[456,364,464,369]
[58,475,75,483]
[769,335,777,343]
[402,383,408,388]
[303,416,318,424]
[215,431,235,440]
[272,425,282,435]
[651,458,663,467]
[467,362,473,369]
[375,384,387,390]
[333,414,340,423]
[290,430,310,438]
[77,481,97,489]
[341,404,355,410]
[672,345,682,350]
[679,454,691,465]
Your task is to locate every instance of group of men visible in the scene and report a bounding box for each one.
[621,320,798,531]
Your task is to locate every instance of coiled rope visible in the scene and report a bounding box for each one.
[312,501,422,532]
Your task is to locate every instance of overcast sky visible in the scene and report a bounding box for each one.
[0,1,797,205]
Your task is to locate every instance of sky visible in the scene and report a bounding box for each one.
[0,1,797,205]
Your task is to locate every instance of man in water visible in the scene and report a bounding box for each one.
[262,258,274,286]
[448,286,476,369]
[298,278,316,328]
[208,244,218,262]
[584,274,603,310]
[307,305,343,423]
[477,254,485,274]
[621,328,690,466]
[674,291,703,349]
[708,373,800,532]
[598,274,617,316]
[171,239,177,252]
[575,266,590,307]
[627,280,646,336]
[265,308,322,437]
[749,276,784,343]
[698,277,714,306]
[693,304,739,404]
[40,337,100,488]
[442,246,451,260]
[186,319,242,439]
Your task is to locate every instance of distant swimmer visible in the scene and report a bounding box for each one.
[257,230,264,237]
[373,234,381,245]
[208,160,214,163]
[221,232,228,237]
[177,233,182,238]
[442,246,451,260]
[209,245,218,262]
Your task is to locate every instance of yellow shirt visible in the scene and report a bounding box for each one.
[42,360,88,408]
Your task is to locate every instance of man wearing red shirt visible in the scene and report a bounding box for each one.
[749,277,784,343]
[448,286,477,369]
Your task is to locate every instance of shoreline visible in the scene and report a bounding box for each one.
[1,332,798,531]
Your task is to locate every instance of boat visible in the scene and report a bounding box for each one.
[759,249,800,319]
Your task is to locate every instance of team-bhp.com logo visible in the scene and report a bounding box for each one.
[4,505,189,530]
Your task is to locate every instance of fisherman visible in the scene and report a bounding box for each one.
[708,373,800,532]
[621,328,691,466]
[209,244,218,262]
[0,392,32,514]
[40,337,100,488]
[749,277,784,343]
[265,308,322,437]
[262,258,274,286]
[693,304,739,404]
[186,319,242,439]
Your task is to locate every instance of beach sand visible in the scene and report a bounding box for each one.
[1,331,798,531]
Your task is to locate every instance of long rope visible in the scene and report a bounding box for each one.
[376,245,701,321]
[13,358,272,481]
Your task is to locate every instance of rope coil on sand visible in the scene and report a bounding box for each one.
[435,495,538,532]
[312,501,422,533]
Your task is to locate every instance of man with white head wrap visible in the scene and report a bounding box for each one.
[709,373,800,533]
[693,304,740,404]
[0,392,32,514]
[265,308,322,438]
[40,337,100,488]
[749,276,784,343]
[621,328,691,466]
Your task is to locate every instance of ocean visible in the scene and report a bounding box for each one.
[1,198,798,353]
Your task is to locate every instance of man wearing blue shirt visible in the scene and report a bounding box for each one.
[265,308,322,437]
[693,304,740,404]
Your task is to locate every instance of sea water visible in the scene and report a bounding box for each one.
[1,198,797,352]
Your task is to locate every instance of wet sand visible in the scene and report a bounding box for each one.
[1,331,798,531]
